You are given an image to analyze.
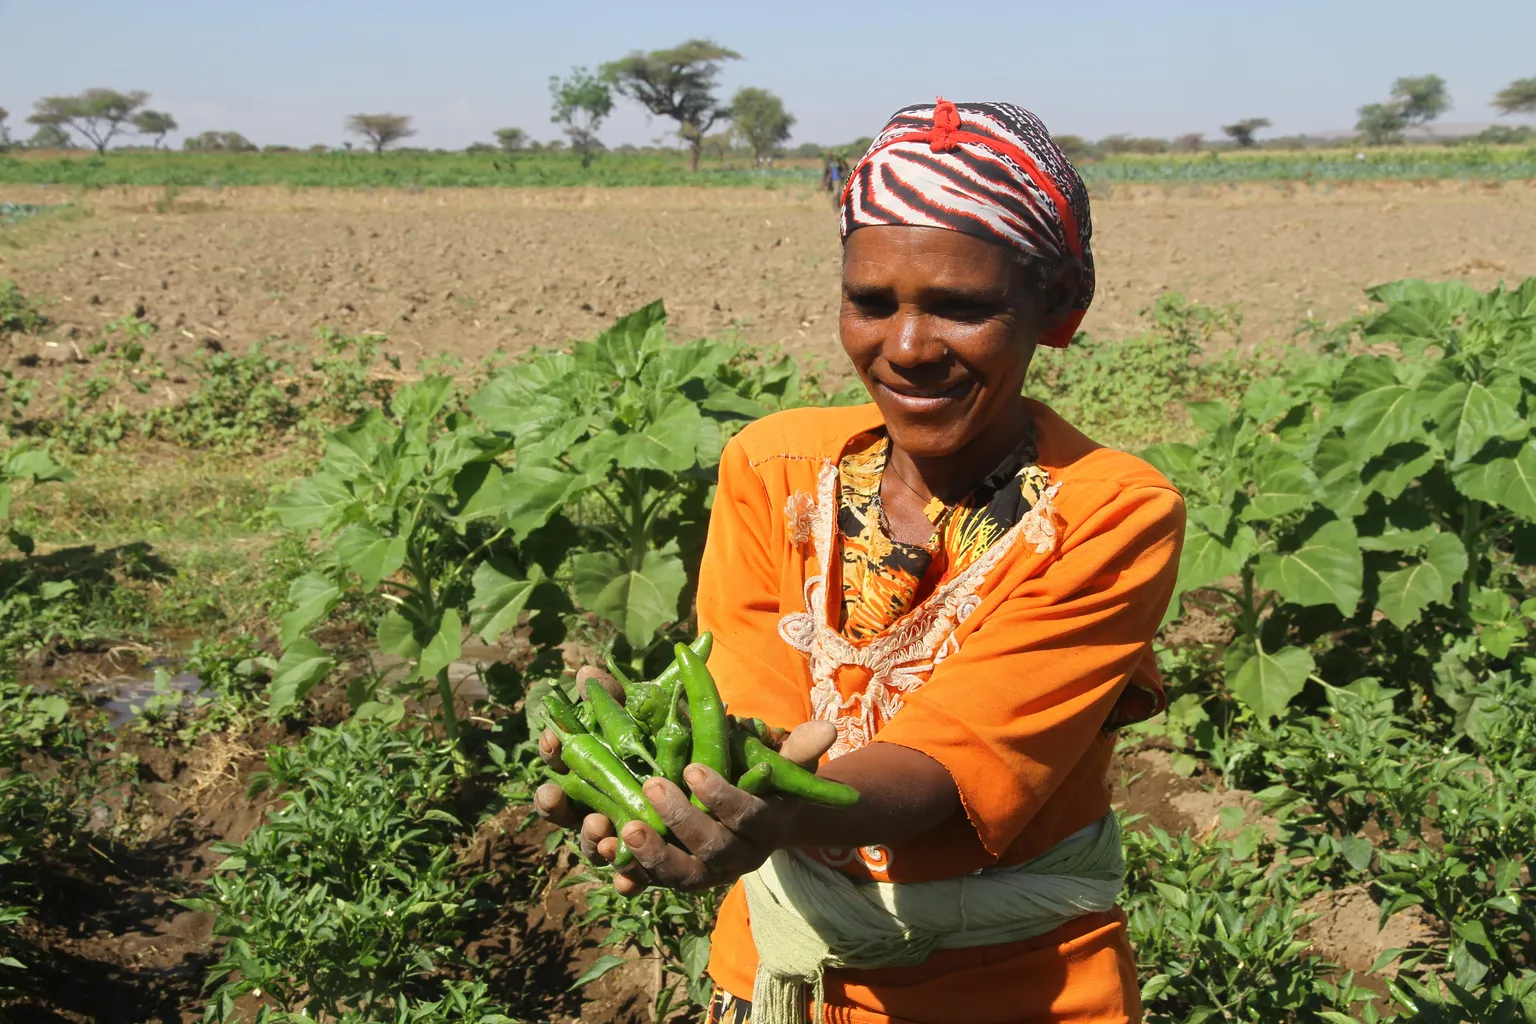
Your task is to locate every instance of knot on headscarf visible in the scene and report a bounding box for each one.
[840,99,1097,348]
[928,97,962,152]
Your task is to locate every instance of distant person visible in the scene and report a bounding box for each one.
[539,98,1182,1024]
[823,151,845,208]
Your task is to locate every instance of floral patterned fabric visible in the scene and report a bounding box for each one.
[837,430,1051,641]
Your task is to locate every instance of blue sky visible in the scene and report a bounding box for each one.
[3,0,1532,150]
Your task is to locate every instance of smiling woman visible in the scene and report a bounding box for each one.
[537,99,1186,1024]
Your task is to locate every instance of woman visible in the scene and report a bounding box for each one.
[537,99,1184,1024]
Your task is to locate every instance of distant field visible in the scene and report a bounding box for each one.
[2,143,1535,189]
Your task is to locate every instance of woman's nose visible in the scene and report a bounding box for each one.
[886,311,946,368]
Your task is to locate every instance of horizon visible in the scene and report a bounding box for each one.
[3,0,1535,151]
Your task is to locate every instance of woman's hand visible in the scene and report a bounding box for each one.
[533,666,628,862]
[612,719,836,895]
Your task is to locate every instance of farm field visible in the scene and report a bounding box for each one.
[0,179,1534,1024]
[2,181,1534,379]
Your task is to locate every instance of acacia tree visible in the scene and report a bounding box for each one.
[346,113,415,154]
[602,39,741,172]
[1493,77,1536,116]
[1356,102,1406,145]
[133,109,177,149]
[27,124,74,150]
[549,67,614,168]
[1221,117,1271,148]
[28,88,149,154]
[493,127,527,152]
[730,87,794,165]
[1390,74,1449,128]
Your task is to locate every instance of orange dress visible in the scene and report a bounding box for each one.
[696,400,1184,1024]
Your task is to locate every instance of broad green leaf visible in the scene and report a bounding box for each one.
[1363,279,1478,355]
[679,933,712,982]
[1255,518,1363,616]
[453,462,505,524]
[390,375,456,425]
[279,573,342,649]
[269,638,335,716]
[1185,401,1231,435]
[568,953,630,991]
[377,609,422,658]
[418,608,463,682]
[610,398,704,473]
[1140,443,1202,490]
[271,472,355,532]
[469,561,541,644]
[1340,835,1375,872]
[1359,442,1436,502]
[1374,533,1467,627]
[503,465,593,538]
[333,522,407,591]
[1452,443,1536,521]
[1241,447,1319,521]
[1340,385,1422,462]
[571,549,688,648]
[1175,521,1255,594]
[1312,432,1368,517]
[1230,645,1314,723]
[1330,354,1399,405]
[5,447,72,483]
[1427,381,1528,465]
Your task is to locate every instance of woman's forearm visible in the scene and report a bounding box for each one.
[780,741,960,850]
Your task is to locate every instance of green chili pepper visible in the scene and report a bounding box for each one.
[653,675,691,788]
[607,654,670,735]
[729,726,860,808]
[735,761,773,796]
[674,638,728,811]
[549,720,671,838]
[584,676,663,775]
[650,632,714,698]
[541,691,587,735]
[548,770,635,868]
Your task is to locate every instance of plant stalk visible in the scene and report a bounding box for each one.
[1456,499,1483,620]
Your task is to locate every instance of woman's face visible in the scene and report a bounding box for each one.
[840,225,1075,462]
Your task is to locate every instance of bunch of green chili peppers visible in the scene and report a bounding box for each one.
[542,632,859,867]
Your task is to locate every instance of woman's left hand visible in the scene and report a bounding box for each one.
[610,719,836,895]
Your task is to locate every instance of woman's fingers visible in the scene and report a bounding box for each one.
[533,781,583,830]
[538,728,568,773]
[580,811,617,862]
[682,765,781,846]
[575,665,626,705]
[777,720,837,769]
[620,817,716,891]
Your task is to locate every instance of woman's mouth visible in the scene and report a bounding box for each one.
[874,378,975,414]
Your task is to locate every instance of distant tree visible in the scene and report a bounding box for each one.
[307,143,330,154]
[262,144,297,153]
[26,124,76,150]
[1390,74,1449,127]
[465,141,497,154]
[729,87,795,166]
[28,88,149,153]
[1356,102,1406,146]
[1493,77,1536,116]
[847,136,875,157]
[1174,132,1204,153]
[549,67,614,168]
[1050,134,1093,161]
[183,130,257,152]
[346,114,415,154]
[1221,117,1271,148]
[602,38,742,172]
[792,141,822,159]
[133,109,177,149]
[0,107,9,150]
[493,127,527,152]
[1476,124,1534,144]
[1098,134,1168,155]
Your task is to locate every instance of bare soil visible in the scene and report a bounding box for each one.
[3,182,1534,386]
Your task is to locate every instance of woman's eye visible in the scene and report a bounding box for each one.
[846,293,896,318]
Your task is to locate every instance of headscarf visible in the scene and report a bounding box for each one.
[840,99,1095,348]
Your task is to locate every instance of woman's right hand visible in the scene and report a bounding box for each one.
[534,666,628,864]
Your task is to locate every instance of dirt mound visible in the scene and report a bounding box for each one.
[1301,884,1441,978]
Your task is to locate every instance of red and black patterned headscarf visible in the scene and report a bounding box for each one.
[840,99,1095,348]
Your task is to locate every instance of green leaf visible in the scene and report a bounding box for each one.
[1230,645,1315,723]
[1453,443,1536,521]
[1340,385,1422,462]
[1255,518,1363,616]
[1176,520,1255,594]
[609,398,704,473]
[1374,533,1467,627]
[1241,447,1319,521]
[333,522,407,592]
[1360,442,1436,502]
[269,638,335,716]
[1340,835,1375,872]
[278,573,342,649]
[1312,432,1369,517]
[568,953,630,991]
[418,609,463,682]
[679,933,712,982]
[271,472,354,532]
[377,609,422,658]
[1141,443,1202,489]
[1185,401,1231,435]
[1450,939,1490,990]
[469,561,540,644]
[1428,381,1529,465]
[504,466,592,538]
[571,549,688,648]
